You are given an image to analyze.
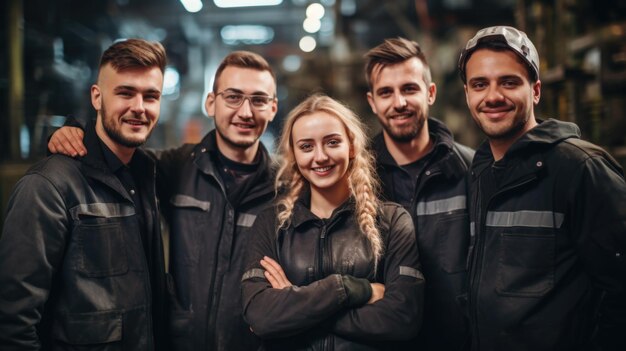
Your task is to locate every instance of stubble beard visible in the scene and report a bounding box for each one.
[475,110,530,142]
[383,112,426,143]
[101,102,151,148]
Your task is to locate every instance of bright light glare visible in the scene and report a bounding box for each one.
[303,18,321,33]
[163,67,180,96]
[306,3,325,19]
[214,0,282,7]
[299,36,316,52]
[221,25,275,45]
[180,0,203,13]
[283,55,302,72]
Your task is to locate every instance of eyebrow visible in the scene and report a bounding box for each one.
[114,85,162,95]
[222,88,271,96]
[295,133,344,143]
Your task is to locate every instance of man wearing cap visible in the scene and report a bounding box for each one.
[458,26,626,350]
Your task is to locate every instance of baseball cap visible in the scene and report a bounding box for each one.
[458,26,540,83]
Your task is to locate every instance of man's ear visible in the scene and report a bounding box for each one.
[91,84,102,110]
[268,98,278,122]
[532,80,541,105]
[427,82,437,105]
[205,92,216,117]
[366,91,378,115]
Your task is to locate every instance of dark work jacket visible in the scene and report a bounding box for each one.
[0,122,167,350]
[158,130,275,351]
[242,196,425,351]
[372,117,474,351]
[467,119,626,351]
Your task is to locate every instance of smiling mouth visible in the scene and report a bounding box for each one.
[389,112,414,120]
[312,166,334,172]
[123,118,148,126]
[233,122,255,129]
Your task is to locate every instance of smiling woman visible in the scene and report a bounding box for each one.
[241,94,425,351]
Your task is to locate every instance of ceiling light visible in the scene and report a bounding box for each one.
[221,25,275,45]
[299,36,316,52]
[214,0,282,8]
[180,0,203,13]
[303,18,321,33]
[306,3,325,19]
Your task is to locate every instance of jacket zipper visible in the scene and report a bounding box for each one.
[468,173,537,349]
[318,223,327,277]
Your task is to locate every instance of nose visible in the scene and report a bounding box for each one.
[130,95,145,115]
[237,98,254,118]
[484,84,505,105]
[313,146,329,163]
[393,92,407,110]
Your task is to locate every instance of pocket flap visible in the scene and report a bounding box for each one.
[52,310,122,345]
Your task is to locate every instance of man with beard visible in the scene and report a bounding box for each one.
[0,39,168,350]
[459,26,626,350]
[48,51,278,351]
[364,37,474,350]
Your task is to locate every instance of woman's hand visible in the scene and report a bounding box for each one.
[260,256,293,289]
[367,283,385,304]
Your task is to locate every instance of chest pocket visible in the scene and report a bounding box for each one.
[417,195,469,274]
[169,194,212,265]
[491,210,563,297]
[70,203,136,278]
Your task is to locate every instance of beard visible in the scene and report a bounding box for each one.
[381,112,426,143]
[101,102,151,148]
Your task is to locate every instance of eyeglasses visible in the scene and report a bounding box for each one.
[216,90,276,111]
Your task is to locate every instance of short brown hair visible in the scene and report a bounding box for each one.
[99,39,167,73]
[364,37,432,90]
[212,51,276,93]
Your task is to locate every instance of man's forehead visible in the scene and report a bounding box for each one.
[98,64,163,84]
[217,66,276,92]
[371,59,425,87]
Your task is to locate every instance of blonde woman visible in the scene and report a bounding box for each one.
[241,94,424,350]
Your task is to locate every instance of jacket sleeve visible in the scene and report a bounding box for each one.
[241,209,364,339]
[0,173,69,350]
[330,205,424,340]
[569,154,626,348]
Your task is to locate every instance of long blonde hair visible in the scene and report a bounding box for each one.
[275,94,383,262]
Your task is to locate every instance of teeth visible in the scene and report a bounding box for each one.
[313,166,332,172]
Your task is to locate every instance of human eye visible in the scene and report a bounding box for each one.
[327,138,342,147]
[376,88,392,98]
[144,93,161,102]
[224,92,243,104]
[298,143,313,152]
[469,80,487,90]
[250,95,270,107]
[501,79,521,88]
[402,85,419,94]
[117,90,133,98]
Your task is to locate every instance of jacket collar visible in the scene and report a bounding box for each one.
[80,119,154,202]
[192,130,275,202]
[471,118,580,186]
[373,117,456,166]
[291,188,355,228]
[373,117,466,179]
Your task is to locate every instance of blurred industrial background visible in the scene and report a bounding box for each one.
[1,0,625,227]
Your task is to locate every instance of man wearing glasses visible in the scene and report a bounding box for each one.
[49,51,278,351]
